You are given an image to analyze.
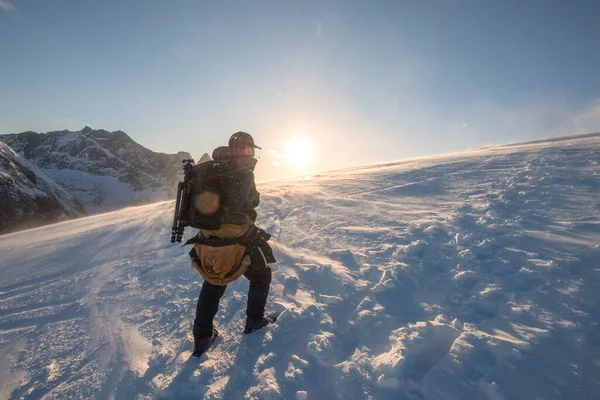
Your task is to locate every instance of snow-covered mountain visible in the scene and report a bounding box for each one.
[0,133,599,399]
[0,127,192,214]
[0,140,85,233]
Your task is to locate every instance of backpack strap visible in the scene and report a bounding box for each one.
[182,225,256,247]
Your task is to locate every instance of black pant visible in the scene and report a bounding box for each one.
[193,248,272,339]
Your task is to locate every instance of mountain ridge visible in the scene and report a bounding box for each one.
[0,127,191,233]
[0,140,85,233]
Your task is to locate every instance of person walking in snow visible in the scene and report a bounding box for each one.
[188,132,276,357]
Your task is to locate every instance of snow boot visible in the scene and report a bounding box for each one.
[192,328,218,357]
[243,316,276,334]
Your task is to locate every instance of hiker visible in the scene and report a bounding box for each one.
[189,132,276,357]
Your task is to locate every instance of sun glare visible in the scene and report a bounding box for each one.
[283,138,315,167]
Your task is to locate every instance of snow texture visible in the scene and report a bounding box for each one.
[0,133,599,399]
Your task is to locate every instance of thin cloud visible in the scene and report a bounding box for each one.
[566,98,600,134]
[0,0,16,12]
[462,97,600,140]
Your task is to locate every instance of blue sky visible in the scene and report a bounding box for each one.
[1,0,599,181]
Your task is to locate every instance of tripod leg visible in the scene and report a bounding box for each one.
[171,182,183,242]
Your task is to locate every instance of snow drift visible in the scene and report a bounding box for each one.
[0,133,599,399]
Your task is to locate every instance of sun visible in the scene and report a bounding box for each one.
[282,137,315,167]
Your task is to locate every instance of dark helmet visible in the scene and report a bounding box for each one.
[228,131,262,150]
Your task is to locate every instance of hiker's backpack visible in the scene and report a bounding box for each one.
[185,159,230,230]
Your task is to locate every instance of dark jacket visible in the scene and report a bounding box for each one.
[218,162,260,224]
[191,146,275,263]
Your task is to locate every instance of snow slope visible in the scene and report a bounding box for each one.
[0,134,599,399]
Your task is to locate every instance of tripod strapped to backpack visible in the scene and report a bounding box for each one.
[171,158,196,243]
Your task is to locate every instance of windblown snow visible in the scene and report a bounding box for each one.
[0,134,599,399]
